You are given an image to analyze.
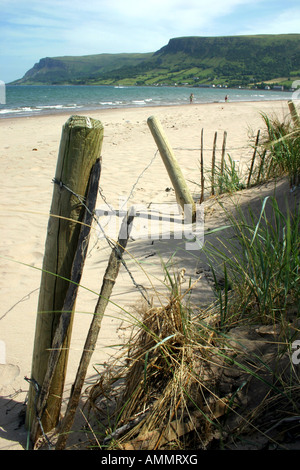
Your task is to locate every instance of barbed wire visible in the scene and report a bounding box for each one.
[173,145,251,152]
[1,140,254,322]
[119,149,159,211]
[24,376,54,450]
[0,288,39,321]
[16,137,257,444]
[22,172,153,445]
[6,131,260,445]
[1,154,158,321]
[52,176,151,307]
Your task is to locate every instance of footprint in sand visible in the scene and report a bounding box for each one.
[0,364,20,391]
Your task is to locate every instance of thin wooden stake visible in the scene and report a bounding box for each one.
[247,129,260,188]
[147,116,196,222]
[200,128,204,203]
[26,115,104,442]
[256,149,267,184]
[220,130,227,194]
[211,132,217,196]
[55,210,135,450]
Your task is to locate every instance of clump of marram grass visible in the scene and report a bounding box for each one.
[211,108,300,193]
[85,216,300,450]
[203,196,300,328]
[213,154,246,196]
[85,282,300,449]
[85,268,234,450]
[255,112,300,188]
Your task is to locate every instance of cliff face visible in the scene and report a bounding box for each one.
[22,58,68,83]
[12,53,153,85]
[155,35,300,63]
[11,34,300,86]
[151,35,300,84]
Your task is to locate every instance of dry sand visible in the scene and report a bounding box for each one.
[0,99,294,449]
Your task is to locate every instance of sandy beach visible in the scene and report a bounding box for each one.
[0,99,294,449]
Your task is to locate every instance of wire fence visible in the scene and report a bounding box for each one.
[1,129,260,319]
[1,122,265,448]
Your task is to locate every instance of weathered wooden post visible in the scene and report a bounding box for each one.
[200,128,205,203]
[247,129,260,188]
[220,131,227,190]
[256,148,267,184]
[288,100,300,127]
[26,115,104,443]
[211,131,217,196]
[147,116,196,222]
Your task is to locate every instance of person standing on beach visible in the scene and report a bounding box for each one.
[225,95,228,102]
[190,93,194,103]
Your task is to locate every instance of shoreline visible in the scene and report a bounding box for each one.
[0,97,292,123]
[1,81,294,120]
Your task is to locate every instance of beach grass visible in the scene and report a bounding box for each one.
[255,111,300,187]
[82,195,299,450]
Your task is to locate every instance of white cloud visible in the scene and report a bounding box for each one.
[240,7,300,35]
[0,0,299,82]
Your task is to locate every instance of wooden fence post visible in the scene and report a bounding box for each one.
[220,131,227,176]
[256,148,267,184]
[220,131,227,195]
[26,115,104,443]
[147,116,196,222]
[247,129,260,188]
[211,132,217,196]
[200,128,205,203]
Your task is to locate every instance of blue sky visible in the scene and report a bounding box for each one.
[0,0,299,83]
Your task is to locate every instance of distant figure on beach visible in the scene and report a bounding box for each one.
[190,93,194,103]
[225,95,228,102]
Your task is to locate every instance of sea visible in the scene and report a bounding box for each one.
[0,84,294,119]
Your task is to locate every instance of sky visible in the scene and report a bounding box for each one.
[0,0,299,83]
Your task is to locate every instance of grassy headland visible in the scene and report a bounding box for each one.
[11,34,300,90]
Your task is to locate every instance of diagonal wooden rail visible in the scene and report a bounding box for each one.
[55,209,135,450]
[147,116,196,222]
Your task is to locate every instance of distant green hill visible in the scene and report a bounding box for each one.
[11,34,300,88]
[11,53,153,85]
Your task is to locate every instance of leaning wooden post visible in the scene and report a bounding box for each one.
[288,100,300,127]
[26,115,104,442]
[55,209,135,450]
[147,116,196,222]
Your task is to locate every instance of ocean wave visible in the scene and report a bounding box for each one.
[0,106,39,114]
[1,85,293,119]
[0,103,83,117]
[36,104,80,109]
